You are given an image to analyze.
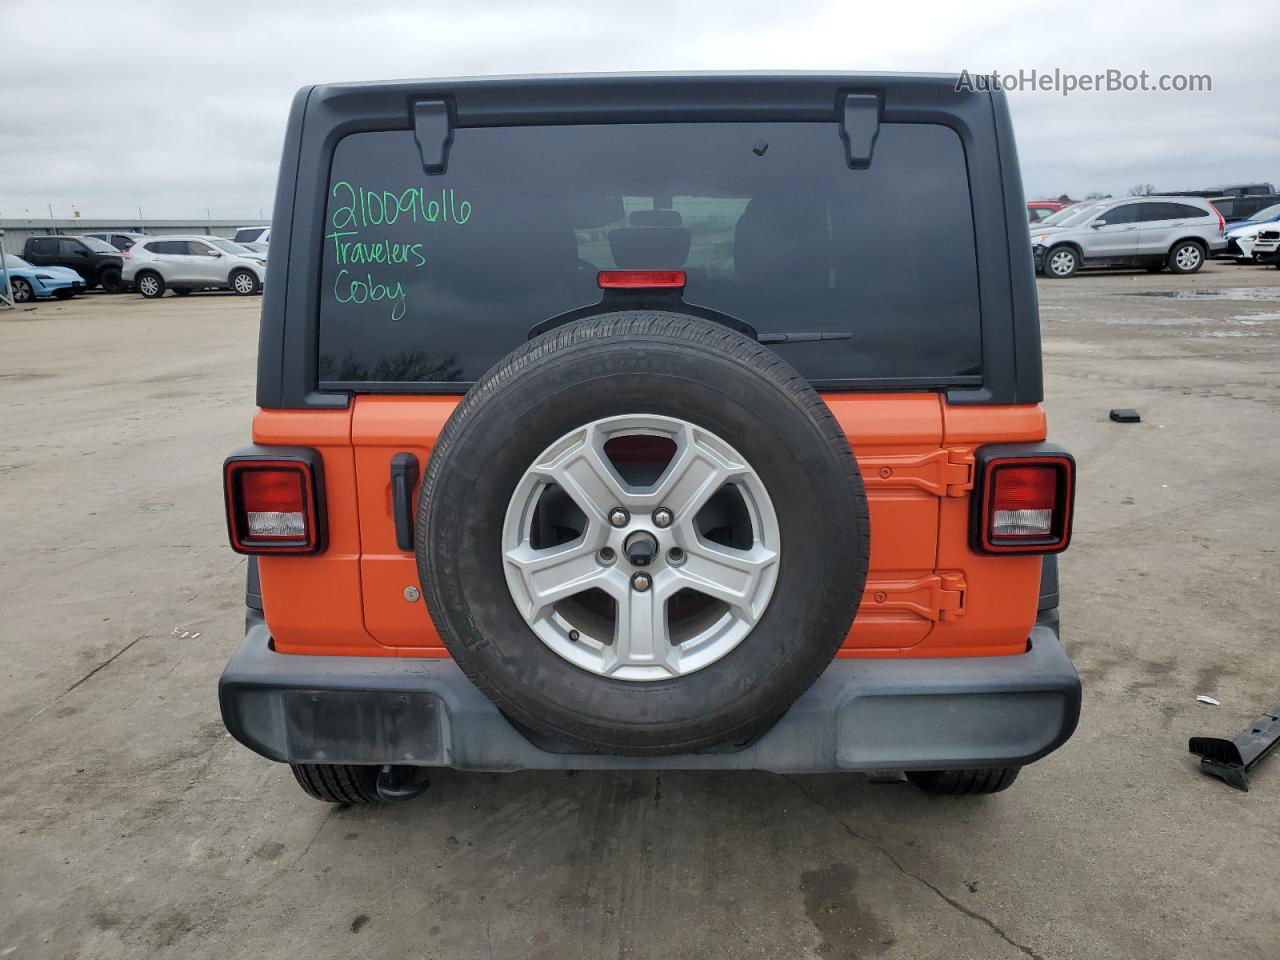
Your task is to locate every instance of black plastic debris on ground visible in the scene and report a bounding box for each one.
[1189,703,1280,791]
[1110,409,1141,423]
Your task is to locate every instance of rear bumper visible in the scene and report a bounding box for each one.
[220,609,1081,773]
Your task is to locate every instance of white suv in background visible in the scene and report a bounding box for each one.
[233,226,270,244]
[124,235,267,298]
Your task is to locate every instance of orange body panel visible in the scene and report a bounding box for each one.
[254,395,1048,659]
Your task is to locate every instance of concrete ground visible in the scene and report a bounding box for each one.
[2,261,1279,959]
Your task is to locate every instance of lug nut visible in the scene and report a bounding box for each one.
[631,572,652,592]
[667,547,686,566]
[597,546,616,565]
[652,507,673,528]
[609,507,630,528]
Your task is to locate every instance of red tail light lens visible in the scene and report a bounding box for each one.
[598,270,686,289]
[224,456,323,554]
[976,455,1074,553]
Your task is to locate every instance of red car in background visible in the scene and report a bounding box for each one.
[1028,199,1071,223]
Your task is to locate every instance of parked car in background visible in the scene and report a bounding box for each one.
[1027,199,1070,223]
[123,235,267,297]
[21,235,124,292]
[1207,194,1280,225]
[1208,183,1275,197]
[1220,203,1280,260]
[1164,183,1277,199]
[2,253,86,302]
[239,241,269,256]
[1031,196,1225,277]
[81,231,148,252]
[233,226,270,244]
[1250,227,1280,266]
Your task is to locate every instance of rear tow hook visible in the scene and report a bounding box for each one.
[375,765,432,802]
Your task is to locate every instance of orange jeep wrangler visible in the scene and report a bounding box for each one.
[219,73,1079,804]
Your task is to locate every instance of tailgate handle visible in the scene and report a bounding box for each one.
[412,99,454,175]
[390,453,420,552]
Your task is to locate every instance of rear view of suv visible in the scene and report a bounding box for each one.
[1032,196,1225,277]
[219,74,1080,804]
[124,235,266,297]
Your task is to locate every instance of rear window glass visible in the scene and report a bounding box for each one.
[317,122,981,388]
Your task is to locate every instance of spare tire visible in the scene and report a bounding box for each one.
[418,312,869,755]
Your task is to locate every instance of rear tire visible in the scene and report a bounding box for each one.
[136,271,165,298]
[230,269,260,295]
[908,767,1020,795]
[1045,245,1079,278]
[1168,240,1205,274]
[99,268,123,293]
[290,764,381,804]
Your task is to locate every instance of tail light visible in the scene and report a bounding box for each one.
[1210,204,1225,235]
[224,448,325,554]
[120,249,132,259]
[598,270,686,289]
[972,447,1075,554]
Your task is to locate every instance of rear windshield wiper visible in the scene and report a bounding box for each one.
[756,332,852,344]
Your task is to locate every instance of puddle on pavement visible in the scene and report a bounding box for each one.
[1101,315,1216,325]
[1124,288,1280,302]
[1096,311,1276,328]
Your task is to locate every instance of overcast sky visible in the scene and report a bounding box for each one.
[3,0,1276,220]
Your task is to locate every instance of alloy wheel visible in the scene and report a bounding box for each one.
[502,414,781,681]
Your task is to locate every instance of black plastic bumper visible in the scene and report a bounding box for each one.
[219,608,1081,773]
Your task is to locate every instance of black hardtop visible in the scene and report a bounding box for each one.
[257,72,1042,408]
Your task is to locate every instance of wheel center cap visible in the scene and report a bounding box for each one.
[623,530,659,566]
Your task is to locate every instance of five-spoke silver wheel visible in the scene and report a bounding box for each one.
[502,415,780,681]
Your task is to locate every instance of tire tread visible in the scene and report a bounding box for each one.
[908,767,1020,795]
[289,763,381,803]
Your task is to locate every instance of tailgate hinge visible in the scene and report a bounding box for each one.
[861,447,975,498]
[839,93,881,168]
[863,572,967,622]
[412,99,454,175]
